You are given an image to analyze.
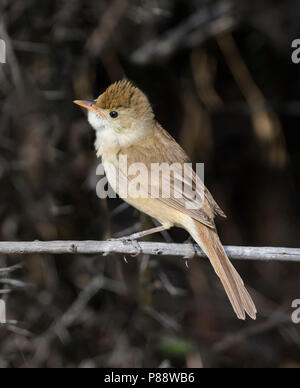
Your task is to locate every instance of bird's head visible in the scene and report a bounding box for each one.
[74,80,154,150]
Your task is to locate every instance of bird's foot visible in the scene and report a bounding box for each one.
[108,236,142,258]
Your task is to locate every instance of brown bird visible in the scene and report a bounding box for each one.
[74,80,257,320]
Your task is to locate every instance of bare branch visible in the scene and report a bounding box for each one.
[0,241,299,262]
[131,1,236,64]
[86,0,129,57]
[0,263,22,275]
[0,278,33,289]
[0,19,25,94]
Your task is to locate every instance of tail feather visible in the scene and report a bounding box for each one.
[190,221,257,320]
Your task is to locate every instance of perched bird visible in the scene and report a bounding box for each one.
[74,80,257,320]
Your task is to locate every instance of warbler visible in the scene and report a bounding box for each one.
[74,80,257,320]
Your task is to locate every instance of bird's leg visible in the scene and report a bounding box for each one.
[115,225,168,242]
[110,225,169,260]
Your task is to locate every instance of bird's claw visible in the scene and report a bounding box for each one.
[129,239,142,258]
[108,237,142,258]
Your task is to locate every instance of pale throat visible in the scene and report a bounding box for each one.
[88,111,119,157]
[88,111,152,158]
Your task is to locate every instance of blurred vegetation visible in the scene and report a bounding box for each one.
[0,0,300,368]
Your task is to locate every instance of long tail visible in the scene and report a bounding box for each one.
[189,221,257,320]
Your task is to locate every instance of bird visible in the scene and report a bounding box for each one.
[74,80,257,320]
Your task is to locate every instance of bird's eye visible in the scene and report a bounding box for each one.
[110,111,118,118]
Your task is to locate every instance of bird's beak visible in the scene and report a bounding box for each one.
[73,100,107,119]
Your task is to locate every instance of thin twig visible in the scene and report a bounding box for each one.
[31,273,125,365]
[0,241,298,262]
[212,310,292,353]
[217,32,288,167]
[0,19,25,94]
[0,278,33,289]
[131,1,236,64]
[0,263,22,274]
[86,0,129,57]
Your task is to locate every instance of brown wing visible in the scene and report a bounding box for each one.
[120,123,226,229]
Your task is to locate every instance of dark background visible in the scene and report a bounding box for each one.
[0,0,299,368]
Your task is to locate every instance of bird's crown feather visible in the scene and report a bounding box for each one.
[95,80,153,117]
